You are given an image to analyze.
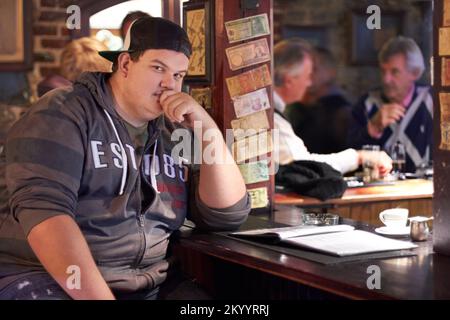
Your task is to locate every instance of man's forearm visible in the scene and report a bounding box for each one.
[197,125,247,209]
[27,215,115,300]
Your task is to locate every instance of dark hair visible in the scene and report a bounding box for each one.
[111,50,145,72]
[313,47,337,71]
[120,11,151,39]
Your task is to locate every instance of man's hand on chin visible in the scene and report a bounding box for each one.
[159,90,217,130]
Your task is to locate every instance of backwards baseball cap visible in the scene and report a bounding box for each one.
[99,16,192,62]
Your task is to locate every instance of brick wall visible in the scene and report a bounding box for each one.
[29,0,74,101]
[273,0,432,103]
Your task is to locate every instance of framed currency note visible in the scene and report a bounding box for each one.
[191,87,212,110]
[442,57,450,86]
[182,0,214,83]
[225,14,270,44]
[445,0,450,27]
[0,0,32,71]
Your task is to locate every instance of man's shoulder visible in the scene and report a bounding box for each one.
[415,83,432,96]
[416,83,431,89]
[9,85,96,138]
[30,82,97,121]
[274,110,293,130]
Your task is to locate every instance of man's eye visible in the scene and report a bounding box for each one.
[153,66,164,72]
[174,73,185,80]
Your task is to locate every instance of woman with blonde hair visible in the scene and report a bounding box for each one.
[38,37,112,97]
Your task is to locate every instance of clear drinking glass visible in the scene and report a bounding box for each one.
[362,144,380,183]
[391,141,406,179]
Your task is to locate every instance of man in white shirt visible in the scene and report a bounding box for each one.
[273,38,392,175]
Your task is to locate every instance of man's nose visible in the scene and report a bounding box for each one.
[382,72,393,84]
[160,74,175,90]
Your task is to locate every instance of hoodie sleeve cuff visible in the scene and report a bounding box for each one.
[189,189,250,231]
[16,208,74,237]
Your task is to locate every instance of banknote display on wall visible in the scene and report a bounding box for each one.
[440,122,450,151]
[238,160,270,185]
[185,8,206,75]
[439,28,450,56]
[230,110,270,140]
[442,57,450,86]
[440,93,450,151]
[225,14,270,43]
[232,131,272,163]
[232,88,271,118]
[191,87,212,109]
[225,38,270,71]
[440,93,450,122]
[445,0,450,27]
[248,187,269,209]
[226,65,272,98]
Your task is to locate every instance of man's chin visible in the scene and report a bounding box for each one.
[152,101,163,112]
[383,88,397,101]
[144,103,164,120]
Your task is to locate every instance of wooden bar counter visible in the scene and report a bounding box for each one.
[172,210,448,300]
[274,179,433,226]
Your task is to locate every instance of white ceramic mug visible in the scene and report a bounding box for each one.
[379,208,409,228]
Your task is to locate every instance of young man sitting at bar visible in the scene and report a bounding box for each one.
[0,17,250,300]
[273,38,392,176]
[348,36,433,173]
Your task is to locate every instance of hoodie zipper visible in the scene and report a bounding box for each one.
[109,115,147,269]
[138,213,145,227]
[133,130,160,268]
[108,113,161,268]
[132,162,147,268]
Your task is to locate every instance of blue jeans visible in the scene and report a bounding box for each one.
[0,272,71,300]
[0,271,209,300]
[0,272,158,300]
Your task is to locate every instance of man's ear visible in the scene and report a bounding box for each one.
[284,73,295,89]
[411,69,422,81]
[117,53,131,77]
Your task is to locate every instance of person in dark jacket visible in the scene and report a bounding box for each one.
[0,17,250,300]
[348,36,433,172]
[285,47,352,154]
